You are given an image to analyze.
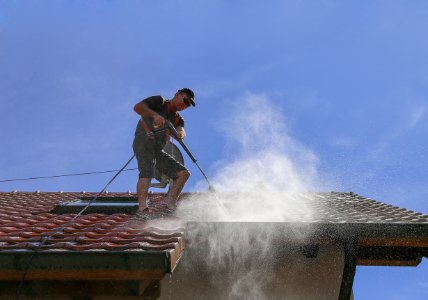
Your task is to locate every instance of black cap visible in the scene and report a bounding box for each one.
[178,88,195,107]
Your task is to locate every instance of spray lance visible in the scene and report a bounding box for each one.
[154,119,214,191]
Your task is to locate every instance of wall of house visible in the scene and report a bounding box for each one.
[160,241,353,300]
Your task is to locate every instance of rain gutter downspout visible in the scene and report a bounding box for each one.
[338,238,357,300]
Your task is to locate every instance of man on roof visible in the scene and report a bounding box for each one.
[132,88,195,219]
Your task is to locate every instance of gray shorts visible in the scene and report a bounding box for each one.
[133,136,187,179]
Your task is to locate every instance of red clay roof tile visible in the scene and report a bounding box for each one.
[0,192,185,255]
[1,190,427,273]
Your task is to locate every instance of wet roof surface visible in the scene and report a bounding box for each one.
[0,191,427,253]
[292,192,428,224]
[0,191,184,252]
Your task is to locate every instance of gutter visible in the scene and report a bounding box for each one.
[0,251,176,280]
[338,238,358,300]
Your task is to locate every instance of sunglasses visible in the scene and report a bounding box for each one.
[183,97,191,107]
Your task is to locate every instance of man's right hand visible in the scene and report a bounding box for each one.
[153,114,165,128]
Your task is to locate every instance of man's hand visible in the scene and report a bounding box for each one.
[153,114,165,128]
[176,126,186,139]
[135,102,165,128]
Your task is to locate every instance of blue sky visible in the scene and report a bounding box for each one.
[0,1,427,299]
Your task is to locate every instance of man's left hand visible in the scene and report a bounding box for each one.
[176,126,186,139]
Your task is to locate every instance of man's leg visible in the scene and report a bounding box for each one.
[133,137,155,213]
[155,149,190,210]
[165,169,190,209]
[136,177,151,211]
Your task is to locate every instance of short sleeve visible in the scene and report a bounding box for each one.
[142,95,164,111]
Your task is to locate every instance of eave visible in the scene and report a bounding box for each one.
[0,248,184,281]
[186,222,428,266]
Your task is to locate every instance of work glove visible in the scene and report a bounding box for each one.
[176,126,186,139]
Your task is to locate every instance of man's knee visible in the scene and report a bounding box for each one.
[176,169,190,181]
[137,178,151,189]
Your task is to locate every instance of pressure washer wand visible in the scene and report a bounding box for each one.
[164,119,213,189]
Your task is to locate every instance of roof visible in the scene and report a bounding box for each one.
[289,191,428,224]
[181,191,428,266]
[0,191,185,281]
[275,192,428,241]
[0,190,427,278]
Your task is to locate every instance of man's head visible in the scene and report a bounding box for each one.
[171,88,196,111]
[178,88,195,107]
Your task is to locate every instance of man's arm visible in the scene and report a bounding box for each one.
[134,101,165,128]
[174,114,186,139]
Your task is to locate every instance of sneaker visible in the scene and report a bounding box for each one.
[163,207,176,216]
[135,209,153,221]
